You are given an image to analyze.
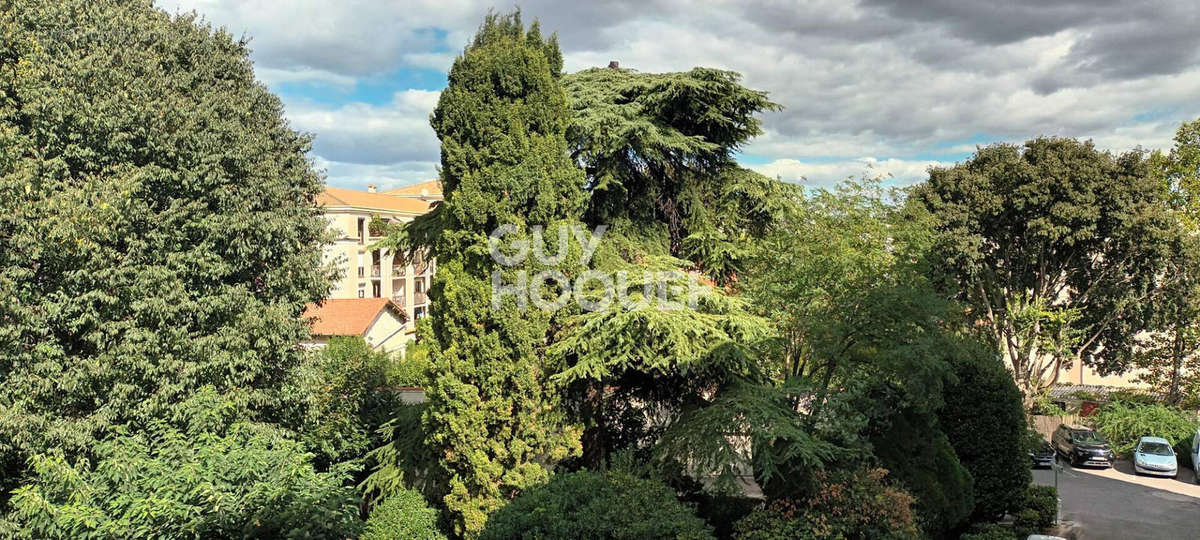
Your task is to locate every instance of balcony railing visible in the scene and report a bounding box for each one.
[370,265,381,278]
[392,293,406,308]
[413,290,427,305]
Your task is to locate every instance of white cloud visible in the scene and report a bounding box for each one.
[285,89,441,166]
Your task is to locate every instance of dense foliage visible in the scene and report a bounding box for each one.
[5,415,360,539]
[479,470,713,540]
[418,12,586,536]
[939,344,1030,521]
[1090,401,1198,457]
[733,468,920,540]
[294,336,404,469]
[562,66,784,280]
[915,138,1177,403]
[0,0,329,502]
[868,398,974,538]
[362,487,446,540]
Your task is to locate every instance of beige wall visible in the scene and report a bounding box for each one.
[1060,361,1147,388]
[322,208,434,342]
[364,309,408,353]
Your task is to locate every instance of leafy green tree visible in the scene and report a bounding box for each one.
[1134,118,1200,405]
[479,470,714,540]
[5,393,360,539]
[914,138,1177,404]
[416,12,586,537]
[938,343,1030,522]
[0,0,329,502]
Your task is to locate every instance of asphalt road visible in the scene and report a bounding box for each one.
[1033,457,1200,540]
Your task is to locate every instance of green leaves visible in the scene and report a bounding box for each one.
[0,0,329,504]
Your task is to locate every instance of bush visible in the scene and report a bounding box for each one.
[733,468,920,540]
[479,470,713,540]
[938,348,1031,520]
[871,405,974,538]
[295,336,404,468]
[961,523,1017,540]
[363,487,446,540]
[1021,485,1057,531]
[7,422,361,539]
[1090,401,1198,458]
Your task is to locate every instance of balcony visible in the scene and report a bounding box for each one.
[391,293,406,308]
[370,265,381,278]
[392,264,406,277]
[413,290,427,305]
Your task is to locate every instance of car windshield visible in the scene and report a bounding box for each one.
[1139,442,1173,456]
[1072,430,1105,443]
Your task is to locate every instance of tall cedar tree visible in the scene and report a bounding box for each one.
[914,138,1177,405]
[0,0,328,501]
[421,12,585,537]
[562,68,784,284]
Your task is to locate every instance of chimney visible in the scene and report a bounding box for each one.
[608,60,619,70]
[367,184,377,193]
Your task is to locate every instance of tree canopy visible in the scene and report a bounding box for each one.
[0,0,329,503]
[914,138,1178,402]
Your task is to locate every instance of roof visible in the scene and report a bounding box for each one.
[317,186,435,214]
[383,180,442,198]
[303,298,407,336]
[1047,384,1163,402]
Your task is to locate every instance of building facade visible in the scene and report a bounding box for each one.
[317,181,441,342]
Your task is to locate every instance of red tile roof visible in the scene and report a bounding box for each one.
[303,298,407,336]
[317,186,435,214]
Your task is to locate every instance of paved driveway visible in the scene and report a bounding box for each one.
[1033,458,1200,539]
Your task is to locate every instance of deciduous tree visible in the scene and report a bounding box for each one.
[914,138,1176,405]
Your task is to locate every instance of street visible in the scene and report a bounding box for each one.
[1034,458,1200,539]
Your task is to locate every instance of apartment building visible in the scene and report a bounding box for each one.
[317,181,442,338]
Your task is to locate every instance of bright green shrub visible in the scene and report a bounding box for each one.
[478,470,713,540]
[938,348,1030,520]
[1091,401,1198,457]
[7,421,361,539]
[363,488,446,540]
[733,467,920,540]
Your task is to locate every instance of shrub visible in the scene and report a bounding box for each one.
[871,405,974,538]
[479,470,713,540]
[362,487,446,540]
[732,468,921,540]
[938,348,1031,520]
[7,422,361,539]
[1090,401,1198,458]
[1021,485,1057,531]
[961,523,1017,540]
[294,336,404,468]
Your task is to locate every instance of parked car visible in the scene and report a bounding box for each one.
[1132,436,1178,477]
[1029,439,1056,468]
[1192,428,1200,483]
[1052,424,1114,468]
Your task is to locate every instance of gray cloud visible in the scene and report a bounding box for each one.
[162,0,1200,188]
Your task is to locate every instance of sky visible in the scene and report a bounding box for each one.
[160,0,1200,190]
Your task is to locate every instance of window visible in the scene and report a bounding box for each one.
[356,218,366,245]
[414,306,426,319]
[372,281,381,298]
[357,289,365,298]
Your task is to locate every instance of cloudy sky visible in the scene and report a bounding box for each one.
[161,0,1200,190]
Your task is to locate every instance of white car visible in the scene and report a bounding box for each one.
[1132,436,1178,477]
